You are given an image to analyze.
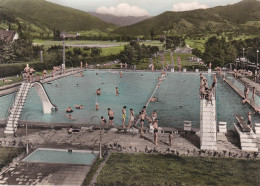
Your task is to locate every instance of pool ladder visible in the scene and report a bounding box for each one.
[4,81,31,134]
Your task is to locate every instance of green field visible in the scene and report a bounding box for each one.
[139,52,206,71]
[97,153,260,186]
[0,147,24,171]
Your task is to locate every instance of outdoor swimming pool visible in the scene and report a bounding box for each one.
[22,148,97,165]
[0,70,259,128]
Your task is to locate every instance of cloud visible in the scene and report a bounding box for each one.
[96,3,150,17]
[172,1,209,12]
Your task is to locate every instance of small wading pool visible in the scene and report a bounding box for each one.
[22,148,98,165]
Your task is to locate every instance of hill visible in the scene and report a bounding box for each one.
[112,0,260,38]
[89,12,152,26]
[0,0,117,38]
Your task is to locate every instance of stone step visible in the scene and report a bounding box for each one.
[241,147,258,152]
[241,143,258,147]
[241,138,256,143]
[201,128,217,133]
[201,141,217,146]
[4,130,14,134]
[200,145,217,151]
[5,126,16,131]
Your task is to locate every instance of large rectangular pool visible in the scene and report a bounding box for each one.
[0,70,259,128]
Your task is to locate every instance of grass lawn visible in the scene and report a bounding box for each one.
[0,147,24,170]
[0,76,22,87]
[97,153,260,186]
[101,46,124,56]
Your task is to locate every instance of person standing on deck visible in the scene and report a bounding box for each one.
[108,108,114,126]
[140,111,146,135]
[122,106,127,128]
[247,111,255,129]
[153,120,159,145]
[127,108,135,128]
[80,61,83,69]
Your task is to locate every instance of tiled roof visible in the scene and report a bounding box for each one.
[0,30,16,43]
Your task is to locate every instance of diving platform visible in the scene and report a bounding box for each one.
[234,115,258,152]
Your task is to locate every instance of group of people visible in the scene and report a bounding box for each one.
[65,105,84,120]
[199,74,217,105]
[23,64,36,82]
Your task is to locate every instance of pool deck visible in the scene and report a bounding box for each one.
[223,72,260,111]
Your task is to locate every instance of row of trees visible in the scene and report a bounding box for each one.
[119,41,159,65]
[0,39,43,64]
[192,36,260,69]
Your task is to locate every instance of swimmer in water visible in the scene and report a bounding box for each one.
[66,106,73,113]
[116,87,119,96]
[65,114,74,120]
[74,104,84,109]
[96,88,101,95]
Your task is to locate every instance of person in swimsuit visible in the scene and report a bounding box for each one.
[74,105,84,109]
[68,126,73,134]
[247,111,255,129]
[142,106,147,115]
[152,110,157,121]
[127,108,135,128]
[153,120,159,145]
[96,88,101,95]
[119,71,123,78]
[43,69,47,79]
[101,116,107,126]
[80,61,83,69]
[65,114,74,120]
[122,106,127,128]
[66,106,73,113]
[107,108,114,126]
[116,87,119,96]
[140,111,146,135]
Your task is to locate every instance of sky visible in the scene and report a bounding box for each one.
[46,0,243,16]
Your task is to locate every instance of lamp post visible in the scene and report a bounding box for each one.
[40,51,43,63]
[257,50,259,70]
[91,116,102,159]
[62,35,66,73]
[243,48,245,58]
[26,114,33,154]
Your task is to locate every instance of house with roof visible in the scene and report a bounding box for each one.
[0,29,19,43]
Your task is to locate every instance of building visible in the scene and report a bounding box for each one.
[60,32,80,39]
[0,29,19,43]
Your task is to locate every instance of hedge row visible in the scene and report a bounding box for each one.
[0,54,120,78]
[0,61,59,78]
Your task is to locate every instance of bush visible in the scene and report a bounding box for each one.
[0,62,57,77]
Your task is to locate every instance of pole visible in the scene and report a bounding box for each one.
[62,36,66,73]
[40,51,43,63]
[257,50,259,70]
[26,114,32,154]
[99,120,102,159]
[243,48,245,58]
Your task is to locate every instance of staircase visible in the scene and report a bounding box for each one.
[200,98,217,151]
[4,82,31,134]
[234,123,258,152]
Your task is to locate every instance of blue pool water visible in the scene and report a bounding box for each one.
[21,71,159,125]
[23,148,97,165]
[0,71,260,128]
[146,73,260,128]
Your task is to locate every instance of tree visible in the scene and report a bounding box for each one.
[192,48,203,58]
[150,28,155,40]
[91,47,102,57]
[202,36,237,68]
[166,36,186,50]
